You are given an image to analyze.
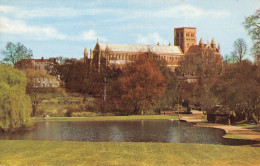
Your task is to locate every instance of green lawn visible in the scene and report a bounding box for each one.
[32,115,178,122]
[233,122,260,132]
[0,140,259,166]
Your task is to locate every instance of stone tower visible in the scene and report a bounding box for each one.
[174,27,197,54]
[84,47,88,63]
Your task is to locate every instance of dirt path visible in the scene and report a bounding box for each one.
[180,110,260,142]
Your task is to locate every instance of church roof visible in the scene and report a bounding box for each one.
[96,43,183,55]
[186,45,202,54]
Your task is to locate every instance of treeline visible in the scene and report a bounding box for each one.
[178,50,260,124]
[51,53,179,115]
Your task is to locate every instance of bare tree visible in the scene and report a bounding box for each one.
[232,38,247,63]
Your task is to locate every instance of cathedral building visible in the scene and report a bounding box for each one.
[88,41,184,71]
[85,27,222,72]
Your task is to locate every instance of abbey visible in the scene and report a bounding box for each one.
[85,27,221,71]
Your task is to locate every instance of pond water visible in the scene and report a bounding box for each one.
[0,120,258,145]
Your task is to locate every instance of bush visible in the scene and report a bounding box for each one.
[79,104,95,112]
[143,110,159,115]
[66,106,82,117]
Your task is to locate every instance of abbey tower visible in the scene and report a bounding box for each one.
[174,27,197,54]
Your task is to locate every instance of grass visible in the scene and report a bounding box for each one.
[223,134,248,140]
[0,140,259,166]
[233,121,260,132]
[32,115,178,122]
[194,123,255,140]
[37,93,97,117]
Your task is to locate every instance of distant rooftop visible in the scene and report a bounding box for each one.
[96,43,183,55]
[174,27,196,29]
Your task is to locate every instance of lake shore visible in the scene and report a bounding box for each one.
[180,110,260,143]
[32,115,178,122]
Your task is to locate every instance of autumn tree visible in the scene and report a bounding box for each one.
[0,65,32,132]
[142,50,181,110]
[243,9,260,61]
[1,42,33,65]
[117,54,166,114]
[152,57,180,110]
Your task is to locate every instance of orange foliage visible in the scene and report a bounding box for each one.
[117,54,166,114]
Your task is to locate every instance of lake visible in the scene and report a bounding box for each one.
[0,120,258,145]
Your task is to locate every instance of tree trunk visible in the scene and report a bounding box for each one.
[32,105,37,117]
[82,93,87,103]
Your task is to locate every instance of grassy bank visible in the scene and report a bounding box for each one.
[32,115,178,122]
[233,121,260,132]
[0,140,259,166]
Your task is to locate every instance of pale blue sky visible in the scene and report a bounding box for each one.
[0,0,259,60]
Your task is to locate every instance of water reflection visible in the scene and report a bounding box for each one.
[0,120,259,145]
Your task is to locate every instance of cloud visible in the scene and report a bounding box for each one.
[0,4,229,20]
[82,30,107,42]
[0,17,107,42]
[0,5,15,13]
[155,5,205,18]
[0,17,67,40]
[136,32,168,45]
[0,5,124,18]
[148,5,230,19]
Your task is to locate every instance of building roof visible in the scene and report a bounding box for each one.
[18,58,53,63]
[174,27,196,29]
[96,43,183,55]
[186,45,202,54]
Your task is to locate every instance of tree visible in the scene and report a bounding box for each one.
[1,42,33,65]
[0,65,32,132]
[214,61,259,123]
[232,38,247,63]
[178,47,223,77]
[25,69,61,116]
[177,45,223,109]
[141,50,180,110]
[52,59,103,103]
[117,54,166,114]
[50,57,74,88]
[243,9,260,61]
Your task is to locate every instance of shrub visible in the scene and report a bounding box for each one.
[66,106,82,117]
[144,110,158,115]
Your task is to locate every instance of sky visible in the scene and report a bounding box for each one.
[0,0,259,61]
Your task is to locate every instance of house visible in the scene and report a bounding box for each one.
[15,57,59,88]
